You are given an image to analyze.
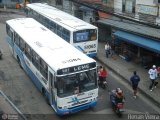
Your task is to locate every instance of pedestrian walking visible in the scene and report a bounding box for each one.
[130,71,140,98]
[148,65,158,91]
[105,43,111,58]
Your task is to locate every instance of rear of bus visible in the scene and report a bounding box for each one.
[72,27,98,58]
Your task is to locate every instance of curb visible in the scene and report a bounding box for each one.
[0,8,25,15]
[0,90,27,120]
[95,57,160,108]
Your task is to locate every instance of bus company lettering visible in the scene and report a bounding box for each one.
[60,64,90,74]
[62,58,81,64]
[62,68,69,73]
[74,64,89,72]
[84,44,96,49]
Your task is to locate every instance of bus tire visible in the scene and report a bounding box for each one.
[17,56,22,69]
[42,88,50,105]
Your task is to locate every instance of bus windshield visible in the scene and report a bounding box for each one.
[73,29,97,43]
[57,69,97,97]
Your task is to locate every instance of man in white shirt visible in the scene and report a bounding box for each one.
[105,43,111,58]
[148,65,158,91]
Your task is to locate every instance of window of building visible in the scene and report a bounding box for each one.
[122,0,135,14]
[103,0,108,4]
[56,0,62,5]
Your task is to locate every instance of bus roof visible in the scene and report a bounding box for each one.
[6,18,96,71]
[26,3,97,31]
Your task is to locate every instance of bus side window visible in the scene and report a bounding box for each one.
[6,24,10,36]
[6,24,13,41]
[25,43,32,60]
[14,33,20,46]
[19,37,25,51]
[40,58,48,80]
[57,25,63,37]
[51,22,57,33]
[32,50,40,70]
[39,15,43,23]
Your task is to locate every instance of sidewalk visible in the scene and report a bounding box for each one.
[0,7,25,15]
[96,42,160,108]
[0,90,27,120]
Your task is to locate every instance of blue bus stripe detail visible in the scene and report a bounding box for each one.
[57,101,97,116]
[88,53,96,57]
[75,46,85,52]
[6,37,14,47]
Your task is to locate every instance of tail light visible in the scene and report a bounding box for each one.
[117,103,123,108]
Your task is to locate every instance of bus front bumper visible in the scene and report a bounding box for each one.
[56,101,97,116]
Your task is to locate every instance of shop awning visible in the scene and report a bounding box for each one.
[79,6,94,11]
[113,31,160,54]
[98,11,110,19]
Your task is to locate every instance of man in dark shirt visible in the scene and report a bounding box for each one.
[130,71,140,99]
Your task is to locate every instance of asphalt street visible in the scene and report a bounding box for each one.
[0,12,160,120]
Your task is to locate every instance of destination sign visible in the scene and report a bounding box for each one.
[57,62,96,75]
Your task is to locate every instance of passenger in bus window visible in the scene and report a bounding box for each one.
[79,73,88,89]
[74,80,79,94]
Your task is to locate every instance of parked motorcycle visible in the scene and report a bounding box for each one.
[109,90,125,117]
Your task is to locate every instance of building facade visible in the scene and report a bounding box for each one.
[97,0,160,68]
[68,0,160,68]
[0,0,24,8]
[114,0,160,26]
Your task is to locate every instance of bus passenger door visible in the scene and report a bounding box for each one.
[49,71,57,107]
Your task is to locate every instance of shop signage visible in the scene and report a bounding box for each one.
[137,4,158,16]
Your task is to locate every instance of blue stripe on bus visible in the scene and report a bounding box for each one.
[75,46,85,52]
[6,37,13,47]
[56,101,97,116]
[88,53,97,58]
[75,46,96,57]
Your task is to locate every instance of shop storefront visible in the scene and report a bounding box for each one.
[112,30,160,69]
[97,17,160,69]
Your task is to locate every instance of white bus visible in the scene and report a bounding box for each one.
[26,3,98,57]
[6,18,98,116]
